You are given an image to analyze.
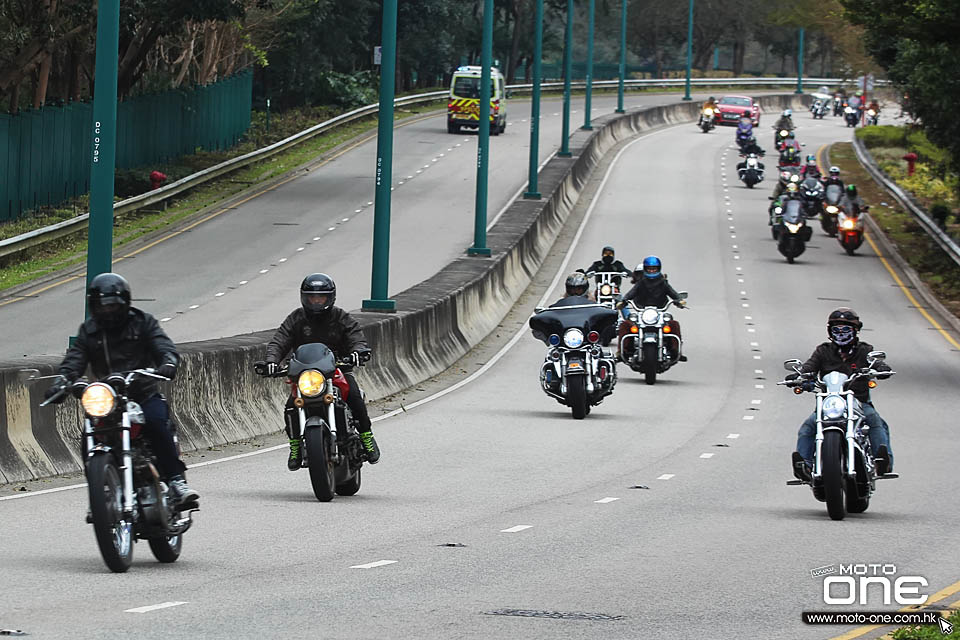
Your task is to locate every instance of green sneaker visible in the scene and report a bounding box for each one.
[287,438,302,471]
[359,432,380,464]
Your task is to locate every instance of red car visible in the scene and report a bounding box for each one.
[714,95,760,127]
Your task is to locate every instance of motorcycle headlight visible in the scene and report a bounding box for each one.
[785,222,802,233]
[774,207,783,214]
[822,395,846,420]
[640,308,660,325]
[867,109,876,116]
[826,205,838,214]
[779,129,788,137]
[297,369,326,397]
[841,219,856,230]
[563,328,585,348]
[747,159,758,167]
[703,108,713,116]
[599,284,613,296]
[81,383,116,418]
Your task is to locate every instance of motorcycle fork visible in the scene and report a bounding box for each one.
[121,412,135,515]
[327,380,339,458]
[813,395,825,477]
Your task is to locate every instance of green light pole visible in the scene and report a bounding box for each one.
[616,0,627,114]
[582,0,595,130]
[362,0,398,311]
[468,0,493,256]
[85,0,120,301]
[795,27,805,94]
[683,0,694,101]
[524,0,544,200]
[559,0,574,157]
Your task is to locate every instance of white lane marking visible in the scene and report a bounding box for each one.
[407,176,413,180]
[657,474,675,480]
[731,234,737,239]
[727,433,740,439]
[0,482,87,501]
[342,218,350,222]
[355,209,362,213]
[160,317,172,322]
[501,525,533,533]
[741,303,749,307]
[737,278,743,282]
[125,602,188,614]
[366,201,373,206]
[416,169,423,173]
[278,258,287,263]
[594,497,620,504]
[313,236,320,241]
[755,384,765,389]
[736,267,742,271]
[700,453,715,459]
[755,369,763,374]
[733,256,740,260]
[327,227,335,231]
[350,560,398,569]
[753,355,762,360]
[188,304,199,310]
[747,328,756,333]
[260,269,269,274]
[398,181,405,185]
[750,342,758,346]
[743,415,755,421]
[239,280,248,285]
[215,292,225,297]
[751,399,762,405]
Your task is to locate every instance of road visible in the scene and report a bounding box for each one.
[3,91,759,361]
[2,109,959,639]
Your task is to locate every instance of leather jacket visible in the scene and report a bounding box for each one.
[621,275,681,309]
[800,341,891,402]
[266,307,368,363]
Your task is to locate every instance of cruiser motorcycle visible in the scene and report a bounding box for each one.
[530,303,619,419]
[23,368,196,573]
[255,343,370,501]
[738,153,765,188]
[619,293,688,385]
[779,354,896,521]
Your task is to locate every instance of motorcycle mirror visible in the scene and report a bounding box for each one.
[867,350,886,361]
[17,368,40,382]
[677,291,689,300]
[783,359,802,371]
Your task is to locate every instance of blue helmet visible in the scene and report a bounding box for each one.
[641,256,662,279]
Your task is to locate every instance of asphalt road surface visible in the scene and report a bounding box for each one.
[3,108,959,640]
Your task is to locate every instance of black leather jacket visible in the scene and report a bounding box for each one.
[621,275,681,309]
[58,308,179,401]
[800,341,891,402]
[266,307,368,363]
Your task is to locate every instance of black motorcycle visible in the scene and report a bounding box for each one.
[255,344,370,501]
[821,183,844,236]
[799,176,825,220]
[774,198,812,263]
[737,153,765,188]
[530,303,618,419]
[24,368,196,573]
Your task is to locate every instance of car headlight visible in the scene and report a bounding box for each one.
[826,205,838,214]
[640,308,660,325]
[600,284,613,296]
[297,369,326,397]
[82,383,116,418]
[563,328,585,348]
[822,395,846,420]
[785,222,802,233]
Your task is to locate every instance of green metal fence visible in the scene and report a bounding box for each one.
[0,70,252,222]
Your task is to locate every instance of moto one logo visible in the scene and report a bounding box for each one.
[823,565,928,606]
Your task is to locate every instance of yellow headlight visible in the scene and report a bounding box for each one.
[600,284,613,296]
[297,370,326,397]
[703,108,713,116]
[826,205,838,214]
[81,383,116,418]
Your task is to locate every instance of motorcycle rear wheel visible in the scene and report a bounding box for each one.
[643,343,658,385]
[821,431,847,521]
[568,375,588,419]
[87,454,134,572]
[148,534,182,563]
[305,427,336,502]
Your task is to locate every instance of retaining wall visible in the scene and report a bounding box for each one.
[0,94,808,485]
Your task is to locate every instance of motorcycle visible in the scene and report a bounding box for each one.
[779,353,896,521]
[735,120,753,149]
[799,176,825,219]
[778,145,801,169]
[737,153,764,188]
[844,106,860,127]
[22,368,196,573]
[821,183,844,236]
[772,126,792,150]
[833,96,845,117]
[529,303,619,419]
[838,204,868,255]
[618,293,688,385]
[586,270,630,345]
[811,99,828,119]
[774,197,812,263]
[254,344,370,502]
[865,108,880,126]
[700,107,716,132]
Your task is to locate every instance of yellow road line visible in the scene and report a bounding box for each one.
[817,143,960,351]
[0,111,439,307]
[829,579,960,639]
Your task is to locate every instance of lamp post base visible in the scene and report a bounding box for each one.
[361,299,397,312]
[523,191,542,200]
[467,247,492,256]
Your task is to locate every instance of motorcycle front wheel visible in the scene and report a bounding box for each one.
[87,454,134,572]
[305,427,336,502]
[148,533,182,563]
[821,431,847,521]
[643,343,658,385]
[568,375,588,419]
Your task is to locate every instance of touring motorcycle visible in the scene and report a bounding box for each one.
[618,293,688,385]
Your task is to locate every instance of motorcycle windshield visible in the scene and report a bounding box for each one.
[823,371,849,393]
[529,305,619,339]
[783,200,803,223]
[737,122,752,134]
[802,179,823,197]
[825,184,843,204]
[289,342,338,377]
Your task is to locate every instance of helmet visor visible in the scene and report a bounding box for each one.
[301,292,332,314]
[643,265,660,274]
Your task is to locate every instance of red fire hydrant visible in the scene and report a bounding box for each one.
[149,170,168,190]
[903,152,918,177]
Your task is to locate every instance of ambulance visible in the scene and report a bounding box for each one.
[446,65,508,135]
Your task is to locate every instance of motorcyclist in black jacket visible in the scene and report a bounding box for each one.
[580,246,629,285]
[265,273,379,469]
[531,273,596,343]
[616,257,687,361]
[44,273,198,504]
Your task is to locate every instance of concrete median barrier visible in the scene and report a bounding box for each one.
[0,93,809,485]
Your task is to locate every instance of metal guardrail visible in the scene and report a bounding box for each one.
[852,136,960,270]
[0,76,883,262]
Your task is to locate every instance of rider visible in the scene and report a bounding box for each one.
[799,155,821,179]
[45,273,198,505]
[530,273,595,343]
[822,166,844,189]
[740,136,764,156]
[615,257,687,361]
[698,96,718,126]
[773,109,794,135]
[736,152,765,175]
[580,245,629,285]
[790,308,894,481]
[265,273,380,469]
[841,184,867,215]
[770,170,801,204]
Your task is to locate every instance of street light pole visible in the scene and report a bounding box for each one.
[582,0,595,130]
[796,27,805,94]
[524,0,544,199]
[559,0,573,157]
[683,0,694,101]
[85,0,120,303]
[468,0,494,256]
[616,0,627,114]
[362,0,398,311]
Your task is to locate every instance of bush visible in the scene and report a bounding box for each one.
[906,129,951,174]
[856,125,908,148]
[931,202,952,227]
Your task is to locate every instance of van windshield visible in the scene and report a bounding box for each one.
[453,77,496,99]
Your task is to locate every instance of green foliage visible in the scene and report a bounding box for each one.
[906,129,950,168]
[855,125,907,148]
[891,609,960,639]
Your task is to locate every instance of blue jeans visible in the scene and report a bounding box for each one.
[796,402,893,471]
[139,394,185,478]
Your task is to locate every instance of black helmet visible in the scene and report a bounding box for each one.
[709,96,716,102]
[827,307,862,346]
[564,272,589,297]
[87,273,132,329]
[300,273,336,318]
[846,184,858,198]
[602,245,615,265]
[743,110,751,117]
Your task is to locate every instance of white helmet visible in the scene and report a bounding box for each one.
[782,109,792,117]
